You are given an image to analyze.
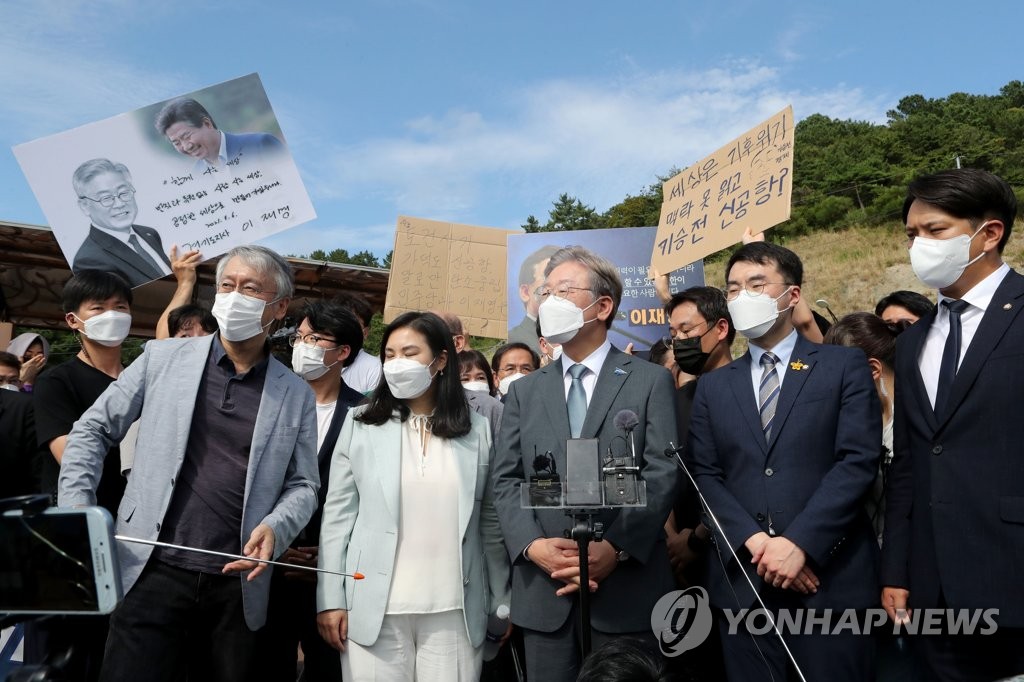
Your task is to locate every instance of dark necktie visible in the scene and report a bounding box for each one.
[128,233,164,276]
[935,299,970,411]
[758,351,780,442]
[567,364,588,438]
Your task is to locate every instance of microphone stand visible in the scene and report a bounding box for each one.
[665,442,808,682]
[564,507,602,657]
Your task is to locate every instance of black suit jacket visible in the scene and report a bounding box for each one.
[687,333,881,610]
[507,314,541,354]
[0,390,37,498]
[72,224,171,287]
[882,268,1024,627]
[296,382,366,546]
[492,346,680,633]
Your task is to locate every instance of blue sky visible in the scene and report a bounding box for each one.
[1,0,1020,261]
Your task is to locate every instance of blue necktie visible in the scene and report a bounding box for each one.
[935,299,970,411]
[567,364,588,438]
[758,352,780,442]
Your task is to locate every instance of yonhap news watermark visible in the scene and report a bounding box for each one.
[651,587,1000,657]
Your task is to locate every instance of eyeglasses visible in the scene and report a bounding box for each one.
[288,332,339,349]
[80,188,136,208]
[722,282,791,301]
[533,285,594,299]
[660,321,710,348]
[218,282,277,298]
[168,129,196,150]
[499,364,534,376]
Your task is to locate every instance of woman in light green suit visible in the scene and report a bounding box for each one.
[317,311,510,681]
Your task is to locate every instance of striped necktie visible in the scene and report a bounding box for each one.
[758,352,781,442]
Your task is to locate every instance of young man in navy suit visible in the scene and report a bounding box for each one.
[687,242,881,680]
[883,168,1024,681]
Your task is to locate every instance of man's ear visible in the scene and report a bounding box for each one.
[77,197,91,217]
[272,298,291,321]
[980,219,1005,255]
[519,283,532,306]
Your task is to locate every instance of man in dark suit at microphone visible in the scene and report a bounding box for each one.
[492,246,679,682]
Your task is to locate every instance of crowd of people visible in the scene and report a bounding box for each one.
[2,167,1022,682]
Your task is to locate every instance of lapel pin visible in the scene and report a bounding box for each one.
[614,367,628,375]
[790,360,809,371]
[1004,303,1013,310]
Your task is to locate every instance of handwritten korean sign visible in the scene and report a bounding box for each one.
[651,105,793,274]
[384,216,517,337]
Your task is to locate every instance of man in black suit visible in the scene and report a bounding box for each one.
[71,158,171,287]
[492,246,679,682]
[687,242,881,680]
[882,168,1024,680]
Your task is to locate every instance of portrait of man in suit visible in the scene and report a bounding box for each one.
[883,168,1024,680]
[492,245,679,682]
[686,242,881,681]
[155,97,284,175]
[507,244,561,354]
[71,158,172,287]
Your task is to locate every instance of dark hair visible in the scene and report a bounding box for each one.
[647,340,672,369]
[62,270,132,313]
[357,312,471,439]
[302,300,364,368]
[518,245,562,288]
[458,349,496,397]
[902,168,1017,253]
[332,291,374,328]
[874,290,934,320]
[823,312,907,369]
[154,98,216,135]
[491,342,540,374]
[726,241,803,287]
[0,351,21,372]
[665,285,736,345]
[434,310,464,337]
[167,304,218,337]
[576,638,670,682]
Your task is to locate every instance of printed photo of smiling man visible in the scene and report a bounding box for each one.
[155,97,285,177]
[71,158,173,287]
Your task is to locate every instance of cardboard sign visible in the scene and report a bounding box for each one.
[384,216,517,337]
[508,227,704,353]
[651,105,794,274]
[13,73,315,289]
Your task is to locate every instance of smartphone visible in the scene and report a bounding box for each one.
[0,506,122,615]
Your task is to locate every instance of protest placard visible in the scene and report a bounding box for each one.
[650,105,793,274]
[509,227,704,353]
[12,73,315,288]
[384,216,517,338]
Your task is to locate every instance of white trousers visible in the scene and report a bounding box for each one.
[341,609,482,682]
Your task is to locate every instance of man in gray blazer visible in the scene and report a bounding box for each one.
[492,246,679,681]
[58,245,318,682]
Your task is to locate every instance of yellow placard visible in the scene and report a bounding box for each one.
[651,105,794,274]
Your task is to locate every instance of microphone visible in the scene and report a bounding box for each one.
[614,409,639,466]
[815,298,838,324]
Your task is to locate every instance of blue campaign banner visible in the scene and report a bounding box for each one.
[506,227,705,352]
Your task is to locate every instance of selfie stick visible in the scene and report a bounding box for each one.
[115,536,365,580]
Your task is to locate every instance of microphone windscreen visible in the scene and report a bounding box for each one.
[614,409,640,432]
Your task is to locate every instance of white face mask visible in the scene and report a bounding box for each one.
[909,222,987,290]
[538,295,599,345]
[291,342,338,381]
[462,380,490,394]
[212,291,273,342]
[497,372,526,396]
[548,345,563,362]
[383,357,437,399]
[74,310,132,347]
[727,287,792,340]
[0,383,20,392]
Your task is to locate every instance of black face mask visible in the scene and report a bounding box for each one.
[672,336,711,375]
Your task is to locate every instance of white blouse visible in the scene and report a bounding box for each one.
[385,413,463,614]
